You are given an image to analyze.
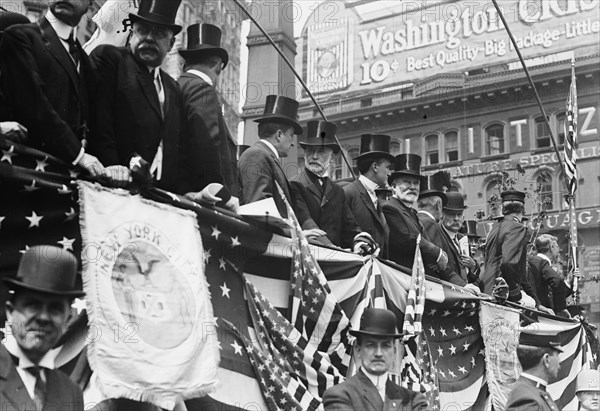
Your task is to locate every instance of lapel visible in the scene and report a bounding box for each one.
[355,180,385,227]
[321,178,335,207]
[258,141,291,196]
[356,370,384,411]
[440,224,462,269]
[135,61,162,121]
[0,345,36,410]
[301,169,322,201]
[39,17,79,97]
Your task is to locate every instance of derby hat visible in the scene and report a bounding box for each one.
[0,10,29,34]
[299,121,340,155]
[419,174,448,205]
[519,332,563,353]
[461,220,481,238]
[349,308,404,339]
[501,189,526,203]
[389,154,425,185]
[254,95,303,135]
[3,246,84,297]
[443,192,468,211]
[129,0,182,35]
[353,134,395,162]
[179,23,229,68]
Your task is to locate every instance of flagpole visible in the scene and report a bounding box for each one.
[233,0,357,180]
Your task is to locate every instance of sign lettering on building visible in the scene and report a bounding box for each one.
[303,0,600,94]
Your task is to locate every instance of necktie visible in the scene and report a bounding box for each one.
[64,31,79,67]
[26,366,46,411]
[154,69,165,116]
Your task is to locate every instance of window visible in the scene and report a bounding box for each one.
[390,140,401,155]
[485,124,504,155]
[555,113,566,145]
[347,148,359,177]
[332,155,343,180]
[536,173,553,211]
[535,116,551,148]
[557,174,570,211]
[444,131,459,162]
[425,134,439,165]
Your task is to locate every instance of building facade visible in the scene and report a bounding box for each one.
[296,0,600,327]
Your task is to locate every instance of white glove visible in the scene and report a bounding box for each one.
[518,291,536,308]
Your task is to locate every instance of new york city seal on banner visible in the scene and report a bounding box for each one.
[78,182,218,409]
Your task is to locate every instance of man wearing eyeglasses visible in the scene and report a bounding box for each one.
[89,0,189,193]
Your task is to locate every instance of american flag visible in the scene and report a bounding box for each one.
[563,58,578,197]
[402,234,426,336]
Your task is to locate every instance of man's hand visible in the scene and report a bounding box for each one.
[185,183,223,205]
[224,196,240,213]
[303,228,327,239]
[436,250,448,271]
[463,283,481,295]
[537,305,555,315]
[352,232,379,256]
[104,165,131,187]
[77,152,105,177]
[0,121,28,143]
[460,255,477,271]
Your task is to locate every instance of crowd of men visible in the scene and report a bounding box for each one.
[0,0,593,410]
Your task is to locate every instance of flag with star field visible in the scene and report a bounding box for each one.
[2,137,599,410]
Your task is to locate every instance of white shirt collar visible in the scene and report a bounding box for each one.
[537,253,552,264]
[361,368,388,397]
[520,372,548,387]
[46,9,75,41]
[418,210,436,221]
[3,333,55,369]
[260,139,279,159]
[443,226,457,239]
[187,69,213,86]
[358,175,378,196]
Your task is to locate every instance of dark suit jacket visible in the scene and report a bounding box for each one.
[0,344,83,411]
[382,197,442,270]
[89,45,184,193]
[291,169,361,248]
[418,212,466,286]
[504,376,559,411]
[344,179,388,257]
[482,216,528,301]
[0,17,93,163]
[177,72,238,194]
[527,255,572,311]
[238,140,293,218]
[323,370,428,411]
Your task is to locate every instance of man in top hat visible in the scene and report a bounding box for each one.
[178,23,238,196]
[575,369,600,411]
[461,220,485,271]
[238,95,303,218]
[290,120,374,250]
[1,246,84,410]
[323,308,427,411]
[382,154,447,271]
[0,0,105,178]
[505,332,563,411]
[89,0,192,193]
[527,234,573,314]
[343,135,395,257]
[439,192,482,290]
[481,190,529,302]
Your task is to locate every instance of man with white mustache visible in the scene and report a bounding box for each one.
[382,154,448,272]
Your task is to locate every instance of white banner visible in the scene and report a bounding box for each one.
[78,182,218,409]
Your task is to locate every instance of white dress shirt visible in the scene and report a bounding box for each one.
[260,139,280,159]
[187,69,213,86]
[358,175,378,208]
[361,368,388,401]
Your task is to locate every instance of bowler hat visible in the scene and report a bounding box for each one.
[179,23,229,68]
[3,246,84,297]
[129,0,182,35]
[0,10,29,33]
[461,220,481,238]
[419,174,448,205]
[501,190,526,203]
[443,192,468,211]
[299,121,340,155]
[254,95,303,135]
[353,135,395,162]
[389,154,425,185]
[349,308,404,339]
[519,332,563,353]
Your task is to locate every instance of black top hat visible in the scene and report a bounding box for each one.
[129,0,182,35]
[431,171,452,191]
[461,220,481,238]
[389,154,425,185]
[354,135,395,162]
[299,121,340,155]
[519,332,563,353]
[3,246,84,297]
[179,23,229,68]
[254,95,303,135]
[443,192,468,211]
[501,190,526,203]
[0,10,29,33]
[349,308,404,339]
[375,185,393,196]
[419,174,448,205]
